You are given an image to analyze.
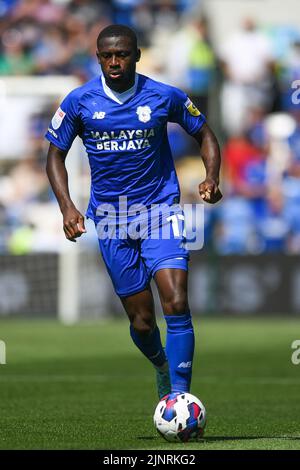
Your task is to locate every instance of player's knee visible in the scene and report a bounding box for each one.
[162,293,189,315]
[131,313,155,335]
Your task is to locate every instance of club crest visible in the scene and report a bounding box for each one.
[136,105,152,123]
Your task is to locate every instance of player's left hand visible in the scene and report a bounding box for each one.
[199,178,223,204]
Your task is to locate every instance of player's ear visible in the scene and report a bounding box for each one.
[96,51,100,64]
[136,48,141,62]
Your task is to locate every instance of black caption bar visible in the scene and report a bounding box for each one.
[0,450,299,467]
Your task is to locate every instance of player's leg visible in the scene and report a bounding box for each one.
[154,267,194,394]
[141,204,193,394]
[95,232,170,398]
[120,287,171,399]
[121,286,165,368]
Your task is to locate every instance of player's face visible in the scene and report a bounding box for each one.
[97,36,141,92]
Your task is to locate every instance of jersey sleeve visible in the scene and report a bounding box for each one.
[168,87,206,135]
[45,89,80,151]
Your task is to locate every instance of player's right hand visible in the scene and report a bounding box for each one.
[62,207,86,242]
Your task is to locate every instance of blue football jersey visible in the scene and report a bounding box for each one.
[45,74,206,220]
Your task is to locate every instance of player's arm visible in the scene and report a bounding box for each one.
[46,143,86,242]
[193,123,222,204]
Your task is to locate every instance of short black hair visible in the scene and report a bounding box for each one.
[97,24,138,51]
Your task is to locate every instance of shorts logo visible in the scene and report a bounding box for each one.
[184,98,201,117]
[136,105,151,123]
[51,107,66,129]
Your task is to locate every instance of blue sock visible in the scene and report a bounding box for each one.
[130,324,167,368]
[164,313,195,393]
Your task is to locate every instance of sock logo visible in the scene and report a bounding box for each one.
[150,351,161,359]
[178,361,192,368]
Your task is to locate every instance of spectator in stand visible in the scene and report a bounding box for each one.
[0,28,34,74]
[214,197,258,254]
[258,188,290,252]
[32,24,72,75]
[282,109,300,252]
[218,133,268,253]
[150,14,216,160]
[223,132,263,193]
[131,1,153,48]
[287,110,300,176]
[237,145,268,220]
[111,0,139,27]
[219,17,275,136]
[68,0,112,26]
[187,17,215,117]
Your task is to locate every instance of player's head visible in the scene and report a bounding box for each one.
[96,24,141,92]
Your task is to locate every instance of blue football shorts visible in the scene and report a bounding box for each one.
[94,208,189,297]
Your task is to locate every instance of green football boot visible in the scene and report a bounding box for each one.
[155,361,171,400]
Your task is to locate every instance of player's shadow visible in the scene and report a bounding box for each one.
[204,436,300,442]
[136,436,257,442]
[137,435,300,442]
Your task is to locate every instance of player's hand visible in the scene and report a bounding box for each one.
[62,207,86,242]
[199,178,223,204]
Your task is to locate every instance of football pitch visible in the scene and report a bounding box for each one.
[0,317,300,450]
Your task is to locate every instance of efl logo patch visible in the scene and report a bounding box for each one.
[51,107,66,129]
[184,98,201,117]
[136,105,151,123]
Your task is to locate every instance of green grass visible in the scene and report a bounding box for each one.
[0,317,300,450]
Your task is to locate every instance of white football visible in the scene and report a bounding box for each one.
[153,392,206,442]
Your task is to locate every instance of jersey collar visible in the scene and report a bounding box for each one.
[101,73,139,104]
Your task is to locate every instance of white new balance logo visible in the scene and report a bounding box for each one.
[178,361,192,368]
[93,111,106,119]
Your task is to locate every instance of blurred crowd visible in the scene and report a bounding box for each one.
[0,0,300,254]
